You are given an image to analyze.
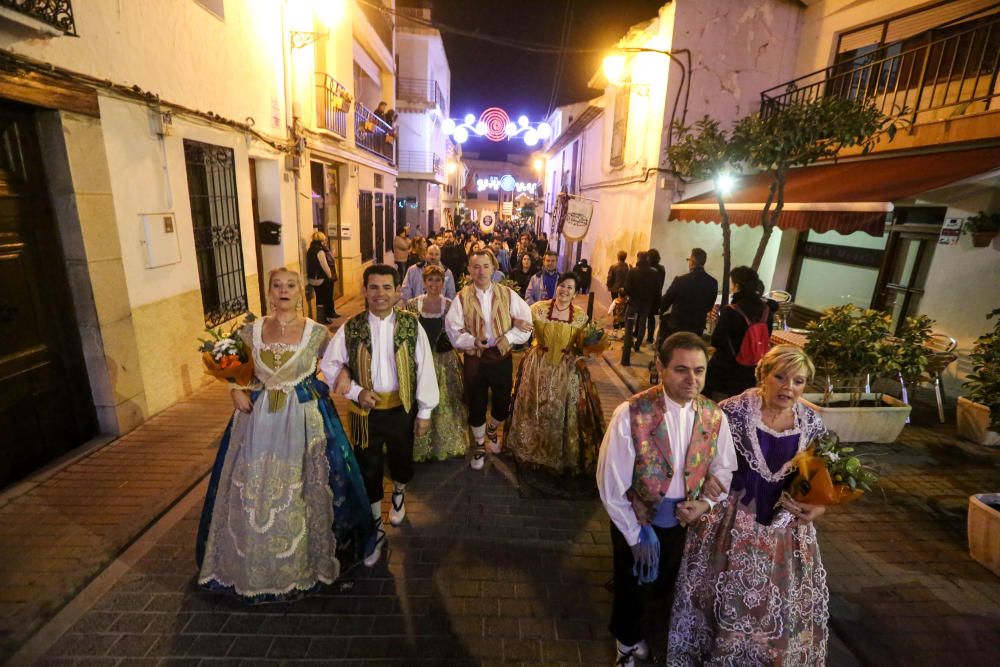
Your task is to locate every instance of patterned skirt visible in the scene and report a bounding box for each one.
[666,491,829,666]
[413,349,470,462]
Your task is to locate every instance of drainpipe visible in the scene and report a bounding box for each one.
[281,3,306,289]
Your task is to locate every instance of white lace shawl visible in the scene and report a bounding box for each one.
[251,318,325,394]
[719,388,827,483]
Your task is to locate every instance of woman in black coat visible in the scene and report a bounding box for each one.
[509,252,535,296]
[704,266,777,399]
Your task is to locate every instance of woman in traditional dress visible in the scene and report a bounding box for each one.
[404,264,470,461]
[667,345,830,665]
[505,272,606,497]
[196,268,375,602]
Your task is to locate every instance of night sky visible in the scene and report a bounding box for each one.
[423,0,666,158]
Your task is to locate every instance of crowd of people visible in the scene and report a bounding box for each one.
[197,230,835,666]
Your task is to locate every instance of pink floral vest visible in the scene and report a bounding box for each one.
[626,386,723,525]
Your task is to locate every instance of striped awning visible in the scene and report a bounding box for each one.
[669,145,1000,236]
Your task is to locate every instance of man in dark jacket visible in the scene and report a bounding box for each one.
[646,249,666,345]
[656,248,719,347]
[572,258,593,294]
[623,252,660,352]
[606,250,630,294]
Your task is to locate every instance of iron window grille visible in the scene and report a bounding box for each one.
[0,0,76,35]
[184,140,249,326]
[359,190,375,262]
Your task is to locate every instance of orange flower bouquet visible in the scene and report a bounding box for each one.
[198,314,257,388]
[572,320,610,357]
[787,432,876,505]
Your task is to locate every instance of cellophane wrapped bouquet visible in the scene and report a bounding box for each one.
[572,320,609,357]
[787,431,877,505]
[198,314,256,388]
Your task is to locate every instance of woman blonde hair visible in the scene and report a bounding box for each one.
[266,266,306,314]
[755,344,816,385]
[311,230,327,243]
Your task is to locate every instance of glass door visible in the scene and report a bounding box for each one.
[873,227,938,334]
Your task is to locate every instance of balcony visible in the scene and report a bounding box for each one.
[355,102,395,164]
[761,14,1000,129]
[315,73,350,138]
[398,151,442,178]
[359,0,393,54]
[398,77,446,111]
[0,0,76,35]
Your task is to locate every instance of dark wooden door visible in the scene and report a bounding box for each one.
[374,192,385,263]
[247,158,266,315]
[0,103,95,487]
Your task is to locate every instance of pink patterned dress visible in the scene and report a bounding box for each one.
[666,388,829,666]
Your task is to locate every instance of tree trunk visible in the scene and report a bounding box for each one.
[717,193,732,306]
[751,171,786,271]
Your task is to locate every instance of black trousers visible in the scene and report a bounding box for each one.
[314,279,335,319]
[608,522,687,647]
[463,352,513,426]
[626,304,651,349]
[645,311,658,344]
[355,405,415,502]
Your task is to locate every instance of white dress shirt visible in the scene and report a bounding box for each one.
[444,283,533,351]
[320,310,439,419]
[596,390,738,546]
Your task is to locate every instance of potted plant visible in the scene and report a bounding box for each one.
[958,308,1000,446]
[802,305,930,443]
[963,211,1000,248]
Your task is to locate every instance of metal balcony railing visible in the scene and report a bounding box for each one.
[359,0,393,53]
[0,0,76,34]
[355,102,396,163]
[761,13,1000,124]
[315,73,350,138]
[398,151,442,175]
[397,77,446,111]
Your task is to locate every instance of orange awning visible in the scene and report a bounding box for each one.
[669,145,1000,236]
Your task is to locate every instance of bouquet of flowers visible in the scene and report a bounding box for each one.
[787,431,877,505]
[198,314,256,388]
[571,320,609,357]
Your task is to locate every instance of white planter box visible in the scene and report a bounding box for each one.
[801,393,911,443]
[956,396,1000,447]
[969,494,1000,577]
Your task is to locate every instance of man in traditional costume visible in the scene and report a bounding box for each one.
[596,332,737,666]
[321,264,439,567]
[445,249,532,470]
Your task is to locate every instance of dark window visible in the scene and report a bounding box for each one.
[359,190,374,261]
[184,139,248,326]
[487,193,498,201]
[466,192,478,199]
[374,192,385,262]
[385,194,396,238]
[610,83,630,167]
[375,173,384,189]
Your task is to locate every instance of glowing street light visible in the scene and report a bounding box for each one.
[715,172,736,196]
[446,160,457,174]
[532,158,544,171]
[602,54,627,85]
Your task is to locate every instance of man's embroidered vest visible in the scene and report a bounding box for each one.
[626,386,723,525]
[459,283,513,356]
[344,309,419,412]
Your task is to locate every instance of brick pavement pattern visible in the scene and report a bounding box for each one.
[0,385,233,662]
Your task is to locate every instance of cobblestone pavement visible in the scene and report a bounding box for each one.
[605,339,1000,667]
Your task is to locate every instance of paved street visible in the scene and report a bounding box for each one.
[1,307,998,666]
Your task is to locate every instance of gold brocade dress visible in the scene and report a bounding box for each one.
[505,300,606,497]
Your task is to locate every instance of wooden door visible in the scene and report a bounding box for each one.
[0,103,95,487]
[247,158,266,315]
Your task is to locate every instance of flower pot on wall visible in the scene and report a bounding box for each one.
[801,393,911,443]
[957,396,1000,446]
[968,494,1000,577]
[971,231,996,247]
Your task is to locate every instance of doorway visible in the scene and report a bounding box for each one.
[0,103,96,487]
[872,208,944,334]
[248,158,267,314]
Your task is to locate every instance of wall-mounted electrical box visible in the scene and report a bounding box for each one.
[140,213,181,268]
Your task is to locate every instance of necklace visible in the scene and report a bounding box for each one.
[275,315,298,335]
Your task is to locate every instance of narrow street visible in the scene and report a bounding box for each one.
[1,299,996,666]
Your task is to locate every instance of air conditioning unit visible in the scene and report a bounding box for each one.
[285,154,301,172]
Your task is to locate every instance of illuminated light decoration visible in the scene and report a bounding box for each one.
[442,107,553,147]
[476,174,538,196]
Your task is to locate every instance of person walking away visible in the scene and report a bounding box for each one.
[404,265,469,461]
[401,242,457,300]
[535,231,549,256]
[667,345,831,665]
[596,333,737,666]
[306,231,339,322]
[393,225,413,277]
[320,265,439,567]
[197,268,376,601]
[606,250,630,295]
[704,266,777,400]
[572,258,593,294]
[525,251,560,305]
[646,249,666,346]
[623,252,659,352]
[656,247,718,348]
[506,272,605,496]
[445,249,533,470]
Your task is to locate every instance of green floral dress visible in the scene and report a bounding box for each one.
[405,296,470,460]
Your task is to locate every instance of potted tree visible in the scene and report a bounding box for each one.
[802,305,929,443]
[958,308,1000,446]
[964,211,1000,248]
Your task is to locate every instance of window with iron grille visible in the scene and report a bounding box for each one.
[385,194,396,237]
[184,140,248,326]
[359,190,374,262]
[374,193,385,261]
